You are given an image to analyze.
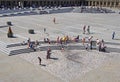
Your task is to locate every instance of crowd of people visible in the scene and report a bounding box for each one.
[24,21,117,65]
[27,38,39,51]
[37,35,107,65]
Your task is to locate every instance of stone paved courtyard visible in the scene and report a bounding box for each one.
[0,9,120,82]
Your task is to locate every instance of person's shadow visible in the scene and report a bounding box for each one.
[40,64,46,66]
[114,39,120,40]
[50,57,58,60]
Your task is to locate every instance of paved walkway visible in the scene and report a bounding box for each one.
[1,51,120,82]
[73,55,120,82]
[0,12,120,82]
[9,43,120,55]
[0,52,63,82]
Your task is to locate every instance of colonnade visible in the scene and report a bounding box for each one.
[87,0,120,8]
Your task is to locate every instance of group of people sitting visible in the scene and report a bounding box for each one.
[26,35,107,52]
[81,36,107,52]
[43,35,80,46]
[27,38,39,51]
[56,35,80,44]
[44,38,50,44]
[96,39,106,52]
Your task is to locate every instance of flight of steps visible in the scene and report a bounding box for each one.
[0,41,10,55]
[49,7,74,14]
[72,7,82,13]
[9,48,35,56]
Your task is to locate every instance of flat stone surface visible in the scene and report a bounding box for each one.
[0,9,120,82]
[73,55,120,82]
[0,52,62,82]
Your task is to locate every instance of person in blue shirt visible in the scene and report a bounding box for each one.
[112,32,115,39]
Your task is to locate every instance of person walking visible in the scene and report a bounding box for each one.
[82,37,85,46]
[85,43,89,50]
[44,28,46,33]
[46,48,51,59]
[112,32,115,39]
[57,36,60,44]
[90,40,93,50]
[83,25,86,34]
[53,17,56,24]
[98,42,102,51]
[88,36,93,42]
[101,39,104,47]
[96,39,100,50]
[87,26,90,34]
[38,57,42,65]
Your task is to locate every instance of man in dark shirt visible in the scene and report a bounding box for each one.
[38,57,41,65]
[47,48,51,59]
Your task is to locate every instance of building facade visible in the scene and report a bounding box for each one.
[0,0,120,8]
[87,0,120,8]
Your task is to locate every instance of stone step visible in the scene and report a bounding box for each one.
[9,48,35,56]
[0,46,10,55]
[9,44,85,56]
[6,40,82,48]
[0,41,7,47]
[0,41,10,55]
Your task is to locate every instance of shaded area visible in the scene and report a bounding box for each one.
[6,40,78,48]
[106,47,120,53]
[49,7,74,13]
[0,9,30,14]
[9,45,84,55]
[0,12,38,17]
[9,44,120,56]
[0,7,115,18]
[0,25,8,28]
[49,57,59,60]
[6,40,57,48]
[39,45,85,51]
[7,40,120,48]
[9,48,35,56]
[73,7,115,13]
[7,43,27,48]
[40,64,46,66]
[105,42,120,45]
[0,7,74,17]
[66,53,83,64]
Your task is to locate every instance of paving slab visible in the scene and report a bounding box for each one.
[0,52,63,82]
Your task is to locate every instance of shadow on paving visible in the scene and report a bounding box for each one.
[7,43,27,48]
[9,45,120,56]
[9,48,35,56]
[0,12,38,18]
[0,25,8,28]
[6,40,76,48]
[105,42,120,45]
[7,41,120,49]
[106,47,120,53]
[9,45,84,56]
